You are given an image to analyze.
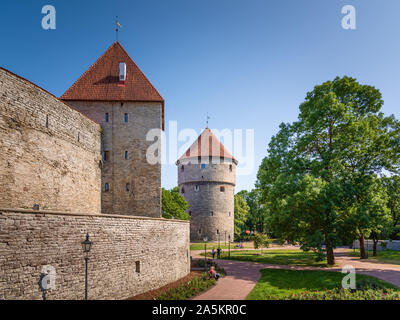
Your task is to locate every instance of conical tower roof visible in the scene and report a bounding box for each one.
[177,128,237,164]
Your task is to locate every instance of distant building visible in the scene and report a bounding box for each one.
[177,128,237,242]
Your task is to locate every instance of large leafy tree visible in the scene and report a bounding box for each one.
[258,76,400,265]
[237,189,269,233]
[161,187,190,220]
[381,176,400,239]
[234,193,250,241]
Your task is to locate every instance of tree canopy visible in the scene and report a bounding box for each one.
[161,187,190,220]
[257,76,400,265]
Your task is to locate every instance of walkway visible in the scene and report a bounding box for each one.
[191,248,400,300]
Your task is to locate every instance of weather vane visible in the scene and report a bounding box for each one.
[116,16,122,41]
[206,113,210,128]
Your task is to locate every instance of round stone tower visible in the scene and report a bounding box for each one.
[176,128,237,242]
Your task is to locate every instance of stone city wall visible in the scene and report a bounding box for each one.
[0,68,102,213]
[0,209,190,300]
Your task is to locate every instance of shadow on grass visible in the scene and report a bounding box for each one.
[206,250,328,268]
[246,269,398,300]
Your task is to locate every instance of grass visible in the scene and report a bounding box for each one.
[247,269,400,300]
[203,249,329,267]
[350,249,400,265]
[190,242,252,251]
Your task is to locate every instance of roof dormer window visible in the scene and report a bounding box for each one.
[119,62,126,83]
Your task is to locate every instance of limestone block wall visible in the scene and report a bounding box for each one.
[66,101,162,218]
[0,209,190,300]
[0,68,102,213]
[178,160,236,242]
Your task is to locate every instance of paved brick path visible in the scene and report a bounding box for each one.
[191,247,400,300]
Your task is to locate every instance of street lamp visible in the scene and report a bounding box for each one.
[228,234,231,258]
[203,236,208,271]
[81,233,92,300]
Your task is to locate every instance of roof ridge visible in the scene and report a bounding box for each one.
[114,42,164,101]
[60,42,119,100]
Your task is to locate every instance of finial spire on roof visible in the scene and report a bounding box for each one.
[206,112,210,128]
[116,16,122,41]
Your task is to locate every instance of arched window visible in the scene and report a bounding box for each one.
[105,183,109,192]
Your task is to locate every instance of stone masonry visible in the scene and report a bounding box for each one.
[0,68,102,213]
[67,100,162,217]
[0,209,190,300]
[178,160,236,242]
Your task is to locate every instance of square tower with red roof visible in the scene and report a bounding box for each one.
[61,41,164,217]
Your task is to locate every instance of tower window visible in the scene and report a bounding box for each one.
[220,186,225,192]
[181,187,185,194]
[217,229,219,235]
[194,185,200,192]
[103,151,110,162]
[198,229,202,235]
[135,261,140,273]
[188,211,192,216]
[105,113,109,123]
[229,164,232,172]
[210,211,213,216]
[78,132,80,142]
[181,165,184,172]
[124,113,128,123]
[46,115,49,128]
[229,212,231,217]
[125,151,128,160]
[126,183,130,192]
[105,183,109,192]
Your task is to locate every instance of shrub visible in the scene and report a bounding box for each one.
[156,273,216,300]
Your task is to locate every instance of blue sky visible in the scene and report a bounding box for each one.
[1,0,400,192]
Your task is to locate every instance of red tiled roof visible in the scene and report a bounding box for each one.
[177,128,237,164]
[61,41,164,128]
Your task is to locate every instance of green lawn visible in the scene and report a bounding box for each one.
[190,242,249,251]
[247,269,399,300]
[350,249,400,265]
[204,249,328,267]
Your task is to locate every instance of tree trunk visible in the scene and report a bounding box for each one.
[326,246,335,266]
[359,234,367,259]
[373,240,378,257]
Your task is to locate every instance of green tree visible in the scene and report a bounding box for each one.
[234,193,250,241]
[381,176,400,239]
[161,187,190,220]
[237,189,268,234]
[253,233,270,254]
[257,76,400,265]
